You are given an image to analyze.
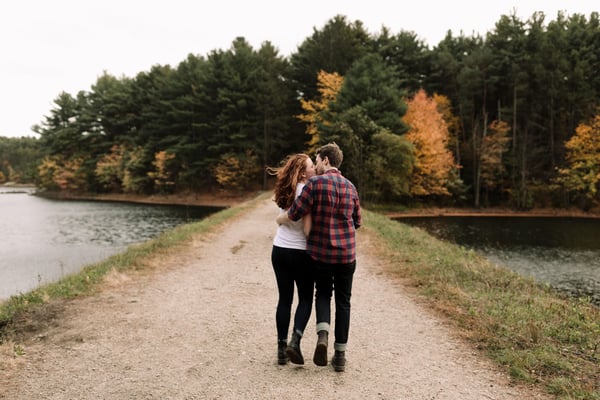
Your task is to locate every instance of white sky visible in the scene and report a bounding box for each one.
[0,0,597,138]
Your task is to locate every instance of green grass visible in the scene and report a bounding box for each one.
[362,209,600,400]
[0,192,263,340]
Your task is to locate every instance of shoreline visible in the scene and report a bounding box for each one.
[24,187,600,219]
[32,190,260,208]
[385,207,600,219]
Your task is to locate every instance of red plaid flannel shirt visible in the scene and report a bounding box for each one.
[288,169,361,264]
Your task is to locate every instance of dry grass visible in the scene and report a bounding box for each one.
[363,209,600,400]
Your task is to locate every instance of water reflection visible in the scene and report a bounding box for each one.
[394,216,600,305]
[0,192,221,300]
[48,201,206,246]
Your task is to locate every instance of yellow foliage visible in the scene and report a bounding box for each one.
[556,113,600,199]
[297,70,344,151]
[95,144,126,191]
[215,156,241,188]
[148,150,176,192]
[480,120,511,189]
[214,151,260,193]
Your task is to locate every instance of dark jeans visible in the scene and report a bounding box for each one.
[271,245,315,341]
[314,260,356,345]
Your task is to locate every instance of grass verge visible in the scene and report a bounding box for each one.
[0,192,263,342]
[363,209,600,400]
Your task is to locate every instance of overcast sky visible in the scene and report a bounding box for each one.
[0,1,597,138]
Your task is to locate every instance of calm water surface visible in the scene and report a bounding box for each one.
[394,215,600,305]
[0,188,221,300]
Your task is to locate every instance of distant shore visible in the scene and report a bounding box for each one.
[17,186,600,219]
[32,189,259,208]
[0,183,36,194]
[385,206,600,219]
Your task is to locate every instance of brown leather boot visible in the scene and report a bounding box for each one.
[332,350,346,372]
[313,330,328,366]
[285,332,304,364]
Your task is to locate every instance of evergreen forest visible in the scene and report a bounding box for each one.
[1,11,600,210]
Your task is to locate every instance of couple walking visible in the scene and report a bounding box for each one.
[270,143,361,372]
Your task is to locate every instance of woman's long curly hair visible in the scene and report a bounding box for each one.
[267,153,310,210]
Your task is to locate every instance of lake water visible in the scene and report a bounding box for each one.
[393,215,600,305]
[0,187,222,301]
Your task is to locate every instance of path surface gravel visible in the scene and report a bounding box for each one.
[0,195,550,399]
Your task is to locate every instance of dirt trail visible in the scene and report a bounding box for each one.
[0,195,550,399]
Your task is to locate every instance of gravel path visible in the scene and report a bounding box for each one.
[0,196,550,399]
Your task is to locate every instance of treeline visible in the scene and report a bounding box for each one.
[0,136,42,183]
[3,12,600,210]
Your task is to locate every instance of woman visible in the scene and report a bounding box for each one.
[268,153,315,365]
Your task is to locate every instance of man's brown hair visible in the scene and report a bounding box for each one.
[316,142,343,168]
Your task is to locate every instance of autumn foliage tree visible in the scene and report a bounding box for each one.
[433,93,461,166]
[556,113,600,208]
[121,147,147,194]
[16,13,600,212]
[38,156,86,191]
[95,144,126,192]
[297,70,344,152]
[214,150,261,195]
[404,89,460,197]
[479,120,511,204]
[148,150,177,194]
[0,164,13,183]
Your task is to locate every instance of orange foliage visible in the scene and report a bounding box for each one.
[404,89,458,196]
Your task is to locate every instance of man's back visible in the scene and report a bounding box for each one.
[289,169,361,264]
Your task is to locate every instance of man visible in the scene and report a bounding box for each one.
[284,142,361,372]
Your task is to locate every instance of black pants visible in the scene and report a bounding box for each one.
[314,260,356,345]
[271,246,315,341]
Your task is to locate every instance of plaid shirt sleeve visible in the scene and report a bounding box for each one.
[288,182,312,221]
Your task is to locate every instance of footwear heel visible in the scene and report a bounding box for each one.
[332,350,346,372]
[285,347,304,365]
[313,343,328,366]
